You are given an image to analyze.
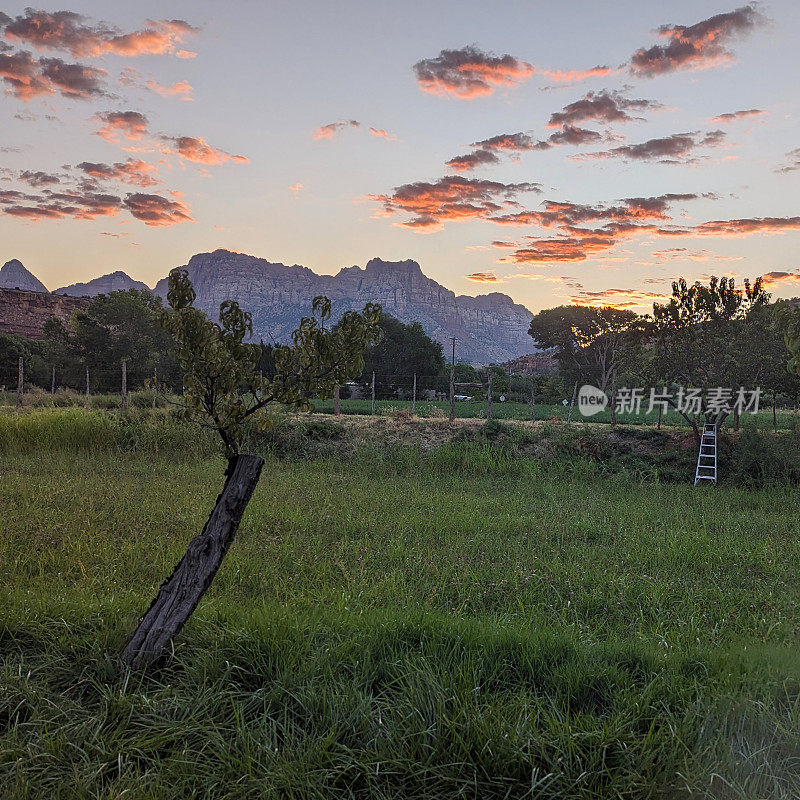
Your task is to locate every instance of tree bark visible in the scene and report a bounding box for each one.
[122,454,264,668]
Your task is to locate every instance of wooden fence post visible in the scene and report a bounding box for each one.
[17,356,23,409]
[334,384,340,416]
[371,372,375,415]
[121,359,128,412]
[567,381,578,423]
[412,373,416,415]
[530,383,536,422]
[487,371,493,420]
[51,366,55,394]
[85,365,90,401]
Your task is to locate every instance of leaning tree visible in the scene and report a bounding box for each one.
[122,269,380,667]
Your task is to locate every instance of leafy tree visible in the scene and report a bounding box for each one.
[528,305,637,391]
[649,276,769,439]
[122,270,380,667]
[359,312,445,398]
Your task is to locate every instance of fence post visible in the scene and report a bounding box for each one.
[449,337,456,424]
[334,384,340,416]
[17,356,23,409]
[530,383,536,422]
[487,371,493,420]
[371,372,375,415]
[412,373,416,415]
[121,359,128,412]
[152,370,157,410]
[610,372,617,427]
[567,381,578,423]
[51,366,55,394]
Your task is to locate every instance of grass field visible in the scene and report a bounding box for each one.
[2,410,800,798]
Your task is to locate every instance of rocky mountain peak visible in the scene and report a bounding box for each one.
[0,259,48,293]
[55,271,149,297]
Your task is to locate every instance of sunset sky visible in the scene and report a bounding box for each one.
[1,0,798,311]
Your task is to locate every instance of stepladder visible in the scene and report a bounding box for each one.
[694,422,717,485]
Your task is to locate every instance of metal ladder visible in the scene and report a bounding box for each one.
[694,422,717,485]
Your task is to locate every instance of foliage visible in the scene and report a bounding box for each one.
[162,268,381,454]
[529,305,637,390]
[358,312,445,397]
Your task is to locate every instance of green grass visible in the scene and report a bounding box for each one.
[3,412,800,797]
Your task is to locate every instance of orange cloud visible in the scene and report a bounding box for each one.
[175,49,197,59]
[569,288,668,309]
[693,217,800,237]
[77,158,160,188]
[94,110,149,142]
[146,79,193,100]
[123,192,193,226]
[289,183,303,195]
[547,90,660,128]
[465,271,500,282]
[413,45,533,99]
[314,119,360,139]
[369,127,396,141]
[163,136,248,165]
[629,5,762,77]
[710,108,765,123]
[368,176,542,230]
[0,187,122,220]
[535,66,614,83]
[759,271,800,288]
[0,50,106,100]
[1,11,198,58]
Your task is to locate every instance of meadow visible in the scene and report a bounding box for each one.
[2,409,800,798]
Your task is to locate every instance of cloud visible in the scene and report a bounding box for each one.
[776,148,800,174]
[314,119,360,139]
[710,108,765,123]
[465,271,500,282]
[94,110,149,142]
[368,127,396,141]
[446,149,501,172]
[413,45,534,99]
[547,90,659,128]
[569,288,667,309]
[693,217,800,237]
[175,49,196,59]
[651,247,713,261]
[289,182,303,195]
[145,79,193,100]
[0,49,105,100]
[629,4,762,77]
[367,175,542,230]
[582,130,726,163]
[534,66,613,83]
[446,126,602,171]
[76,158,160,187]
[759,270,800,287]
[1,10,198,58]
[0,186,122,220]
[18,170,60,186]
[162,136,248,165]
[123,192,193,226]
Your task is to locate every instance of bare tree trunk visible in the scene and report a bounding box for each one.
[487,371,493,420]
[733,406,740,432]
[773,392,777,433]
[333,385,340,416]
[371,372,375,415]
[122,454,264,668]
[85,365,90,400]
[412,373,416,415]
[657,405,662,430]
[51,366,55,394]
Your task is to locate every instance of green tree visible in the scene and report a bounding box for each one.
[359,312,445,398]
[122,270,380,667]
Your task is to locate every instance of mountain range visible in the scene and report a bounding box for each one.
[1,251,537,363]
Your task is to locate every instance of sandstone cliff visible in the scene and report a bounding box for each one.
[0,288,89,339]
[154,250,536,363]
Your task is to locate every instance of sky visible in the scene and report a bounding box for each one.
[0,0,798,312]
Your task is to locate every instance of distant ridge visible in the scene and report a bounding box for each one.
[56,270,149,297]
[2,251,538,363]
